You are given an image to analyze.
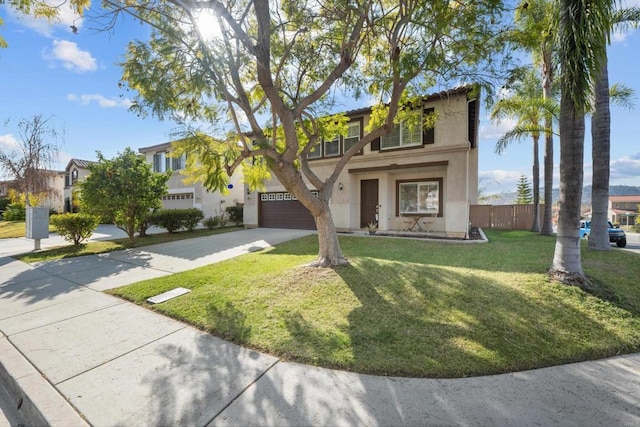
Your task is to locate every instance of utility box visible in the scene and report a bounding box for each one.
[26,207,50,240]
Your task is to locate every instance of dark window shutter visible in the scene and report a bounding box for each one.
[423,108,435,145]
[371,137,380,151]
[468,99,478,148]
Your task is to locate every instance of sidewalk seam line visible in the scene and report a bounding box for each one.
[55,325,188,386]
[5,300,126,337]
[206,358,281,425]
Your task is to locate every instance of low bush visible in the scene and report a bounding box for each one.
[50,213,100,245]
[2,203,26,221]
[225,205,243,226]
[149,208,204,233]
[183,208,204,231]
[203,216,219,230]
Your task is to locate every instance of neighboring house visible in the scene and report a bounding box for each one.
[608,195,639,227]
[138,142,245,219]
[243,86,480,238]
[1,171,65,213]
[63,159,96,213]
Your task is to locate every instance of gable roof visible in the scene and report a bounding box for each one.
[65,159,96,171]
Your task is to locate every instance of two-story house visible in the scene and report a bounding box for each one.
[609,195,640,227]
[243,86,479,238]
[138,142,245,219]
[63,159,95,213]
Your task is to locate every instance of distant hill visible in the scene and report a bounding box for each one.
[485,185,640,205]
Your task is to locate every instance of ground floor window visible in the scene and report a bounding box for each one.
[397,178,442,215]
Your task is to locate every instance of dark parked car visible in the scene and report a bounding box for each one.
[579,220,627,248]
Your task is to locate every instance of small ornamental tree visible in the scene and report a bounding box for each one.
[80,148,170,243]
[516,175,533,204]
[50,213,100,245]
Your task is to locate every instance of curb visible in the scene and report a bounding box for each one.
[0,336,88,427]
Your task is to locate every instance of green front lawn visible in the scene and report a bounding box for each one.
[109,230,640,378]
[15,226,244,263]
[0,220,57,239]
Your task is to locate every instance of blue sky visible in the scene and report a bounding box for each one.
[1,2,640,196]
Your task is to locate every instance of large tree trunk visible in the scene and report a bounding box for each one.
[588,56,611,251]
[314,204,348,267]
[272,162,347,267]
[550,94,589,286]
[531,134,540,232]
[540,53,555,236]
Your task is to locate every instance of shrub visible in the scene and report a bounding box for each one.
[183,208,204,231]
[149,208,204,233]
[218,213,228,228]
[2,203,26,221]
[149,210,183,233]
[225,205,244,225]
[50,213,100,245]
[203,216,219,230]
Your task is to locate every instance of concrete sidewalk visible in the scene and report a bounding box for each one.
[1,228,639,426]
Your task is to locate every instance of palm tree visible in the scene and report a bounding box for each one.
[513,0,558,236]
[552,0,613,286]
[491,67,557,232]
[589,7,640,251]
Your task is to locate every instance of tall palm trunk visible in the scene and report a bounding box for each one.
[589,53,611,251]
[531,134,540,232]
[540,52,555,236]
[551,94,587,284]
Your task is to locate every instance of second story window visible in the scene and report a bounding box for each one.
[171,154,186,171]
[381,121,422,149]
[343,121,361,153]
[307,143,322,159]
[71,169,78,183]
[153,152,170,172]
[324,136,340,157]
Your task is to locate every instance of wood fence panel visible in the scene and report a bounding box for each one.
[514,204,534,230]
[470,204,547,230]
[470,205,492,228]
[492,205,514,229]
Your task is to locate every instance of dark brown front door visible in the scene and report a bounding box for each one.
[360,179,379,228]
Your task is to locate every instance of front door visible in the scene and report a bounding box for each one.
[360,179,379,228]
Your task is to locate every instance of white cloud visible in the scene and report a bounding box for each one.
[43,40,96,73]
[3,2,83,38]
[67,93,133,109]
[611,152,640,180]
[0,134,20,152]
[479,116,517,141]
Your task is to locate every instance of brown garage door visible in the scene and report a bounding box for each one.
[259,192,317,230]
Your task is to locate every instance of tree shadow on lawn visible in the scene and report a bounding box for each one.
[274,256,640,378]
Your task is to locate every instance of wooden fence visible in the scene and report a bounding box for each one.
[470,204,545,230]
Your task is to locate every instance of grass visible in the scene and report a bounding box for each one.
[108,229,640,378]
[0,220,56,238]
[15,226,244,263]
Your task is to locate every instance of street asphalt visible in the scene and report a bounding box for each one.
[0,227,639,426]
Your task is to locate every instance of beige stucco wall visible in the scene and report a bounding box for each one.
[140,149,245,220]
[244,91,479,237]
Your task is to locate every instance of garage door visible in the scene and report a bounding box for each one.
[161,193,194,210]
[259,191,317,230]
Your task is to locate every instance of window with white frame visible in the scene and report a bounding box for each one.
[307,143,322,159]
[398,180,440,214]
[153,152,168,172]
[171,153,186,171]
[343,121,361,153]
[324,136,340,157]
[381,120,423,149]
